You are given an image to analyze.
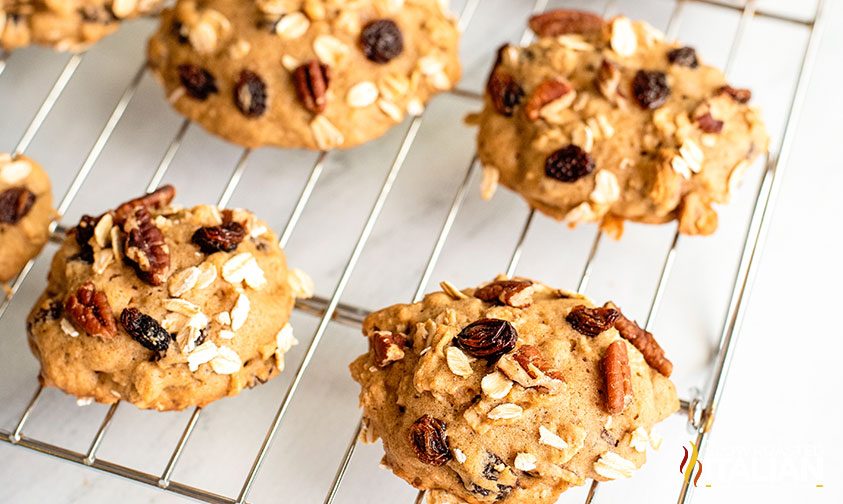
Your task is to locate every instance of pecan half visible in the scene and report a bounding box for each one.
[474,279,534,307]
[602,340,632,414]
[65,282,117,338]
[566,304,619,337]
[717,85,752,104]
[113,185,176,224]
[123,206,170,286]
[607,302,673,377]
[528,9,605,37]
[191,221,246,254]
[293,60,330,114]
[498,345,565,394]
[486,70,524,117]
[371,330,407,367]
[455,318,518,361]
[524,79,573,121]
[409,415,451,466]
[0,187,35,224]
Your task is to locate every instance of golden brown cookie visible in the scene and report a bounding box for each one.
[147,0,461,150]
[0,153,54,283]
[473,10,769,237]
[27,185,310,411]
[1,0,164,52]
[351,277,678,504]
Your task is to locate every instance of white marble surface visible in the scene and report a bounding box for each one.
[0,0,839,503]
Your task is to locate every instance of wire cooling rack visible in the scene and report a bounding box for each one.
[0,0,826,503]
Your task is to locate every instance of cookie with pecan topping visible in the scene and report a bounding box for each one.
[0,153,54,283]
[147,0,460,150]
[350,277,678,503]
[473,10,769,236]
[0,0,165,52]
[26,186,311,411]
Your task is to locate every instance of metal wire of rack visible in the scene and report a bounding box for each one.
[0,0,826,503]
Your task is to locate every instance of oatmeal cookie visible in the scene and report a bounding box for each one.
[0,153,54,283]
[147,0,461,150]
[1,0,164,52]
[27,185,310,411]
[473,10,769,236]
[350,277,678,503]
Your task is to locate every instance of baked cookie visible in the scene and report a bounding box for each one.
[351,277,678,504]
[147,0,460,150]
[473,10,769,236]
[0,153,54,283]
[1,0,164,52]
[26,185,311,411]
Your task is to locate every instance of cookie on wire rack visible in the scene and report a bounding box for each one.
[26,185,314,411]
[0,152,54,283]
[147,0,461,150]
[471,9,769,237]
[0,0,165,52]
[350,277,678,504]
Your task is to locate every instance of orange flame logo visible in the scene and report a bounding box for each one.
[679,441,703,487]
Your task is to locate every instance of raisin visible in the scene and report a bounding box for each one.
[178,64,218,101]
[234,70,268,118]
[667,46,698,68]
[31,300,63,326]
[171,21,189,44]
[545,144,595,183]
[191,221,246,253]
[566,304,619,337]
[717,85,752,103]
[408,415,451,466]
[360,19,404,63]
[65,282,117,338]
[293,60,330,114]
[632,70,671,109]
[120,307,170,353]
[123,206,170,286]
[0,187,35,224]
[486,70,524,117]
[482,453,506,481]
[455,318,517,361]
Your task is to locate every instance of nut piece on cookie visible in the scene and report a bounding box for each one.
[26,185,311,411]
[0,153,54,283]
[147,0,461,150]
[474,9,769,237]
[1,0,166,52]
[350,277,679,503]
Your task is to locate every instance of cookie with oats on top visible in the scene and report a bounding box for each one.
[350,276,678,504]
[472,9,769,237]
[26,185,314,411]
[147,0,461,150]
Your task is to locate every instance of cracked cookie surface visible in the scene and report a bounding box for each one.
[350,277,678,504]
[473,10,769,237]
[27,186,308,411]
[1,0,164,52]
[148,0,460,150]
[0,153,54,283]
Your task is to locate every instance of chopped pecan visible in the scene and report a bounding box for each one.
[65,282,117,338]
[602,340,632,414]
[370,330,407,367]
[528,9,604,37]
[717,85,752,104]
[455,318,518,361]
[498,345,565,394]
[513,345,564,381]
[123,206,170,286]
[113,185,176,224]
[474,279,534,307]
[293,60,330,114]
[607,302,673,377]
[409,415,451,466]
[596,59,621,102]
[566,304,619,337]
[191,221,246,254]
[0,187,35,224]
[524,79,573,121]
[486,70,524,117]
[695,112,724,133]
